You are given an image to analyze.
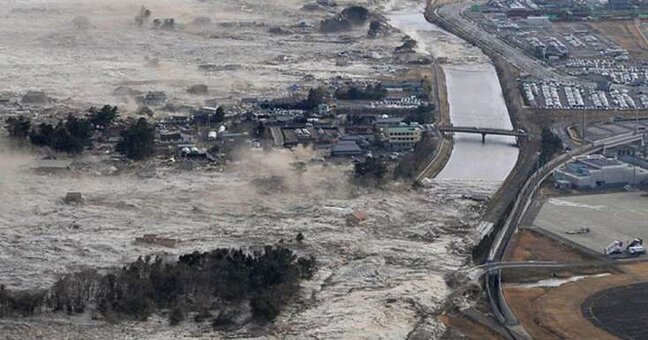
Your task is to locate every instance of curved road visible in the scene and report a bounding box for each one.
[482,131,647,339]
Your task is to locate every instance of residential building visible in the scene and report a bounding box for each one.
[158,130,193,143]
[281,126,339,147]
[166,114,191,125]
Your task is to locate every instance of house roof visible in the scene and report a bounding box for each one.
[351,210,367,221]
[332,141,362,153]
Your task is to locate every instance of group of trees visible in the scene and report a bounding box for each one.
[404,104,436,125]
[4,106,157,160]
[28,114,94,154]
[367,20,384,38]
[348,115,374,126]
[303,87,329,110]
[395,38,417,53]
[5,116,31,139]
[335,84,387,101]
[0,286,47,317]
[88,105,119,129]
[116,118,155,161]
[539,127,563,165]
[0,246,316,328]
[354,156,388,184]
[4,105,119,154]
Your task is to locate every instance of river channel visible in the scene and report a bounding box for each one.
[387,3,519,183]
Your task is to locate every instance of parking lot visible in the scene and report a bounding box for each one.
[533,192,648,255]
[521,80,646,110]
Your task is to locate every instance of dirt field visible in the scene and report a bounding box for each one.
[587,21,648,60]
[505,229,594,262]
[439,314,504,340]
[502,228,609,282]
[505,262,648,340]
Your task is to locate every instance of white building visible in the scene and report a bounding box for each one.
[554,155,648,189]
[383,125,422,151]
[525,16,551,28]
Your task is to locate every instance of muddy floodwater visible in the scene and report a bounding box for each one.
[0,149,489,339]
[436,64,519,182]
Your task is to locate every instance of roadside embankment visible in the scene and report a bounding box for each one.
[416,64,453,181]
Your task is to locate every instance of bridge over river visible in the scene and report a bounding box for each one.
[438,125,527,143]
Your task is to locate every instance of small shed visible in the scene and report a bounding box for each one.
[63,192,83,205]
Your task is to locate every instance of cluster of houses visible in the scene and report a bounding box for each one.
[250,79,432,159]
[147,79,433,162]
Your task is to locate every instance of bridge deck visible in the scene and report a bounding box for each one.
[438,125,526,137]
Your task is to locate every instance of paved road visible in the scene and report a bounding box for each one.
[435,2,588,85]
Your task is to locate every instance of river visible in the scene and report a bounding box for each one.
[386,3,519,183]
[436,64,518,181]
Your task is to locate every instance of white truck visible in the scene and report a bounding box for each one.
[626,238,646,256]
[603,238,645,257]
[604,240,624,255]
